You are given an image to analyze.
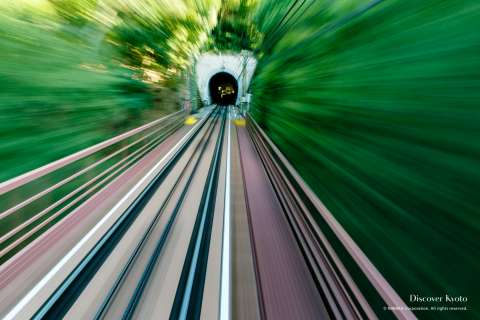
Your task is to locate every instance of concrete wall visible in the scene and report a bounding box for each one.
[196,52,257,106]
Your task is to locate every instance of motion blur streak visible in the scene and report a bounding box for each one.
[252,0,480,318]
[0,0,479,320]
[0,0,218,182]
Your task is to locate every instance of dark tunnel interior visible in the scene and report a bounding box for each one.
[209,72,238,106]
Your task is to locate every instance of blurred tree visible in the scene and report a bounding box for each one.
[0,0,218,181]
[207,0,261,52]
[49,0,98,27]
[251,1,480,318]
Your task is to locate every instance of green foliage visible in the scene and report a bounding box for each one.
[0,0,216,182]
[252,0,480,317]
[206,0,261,52]
[108,11,174,70]
[0,8,151,181]
[108,8,208,83]
[49,0,98,27]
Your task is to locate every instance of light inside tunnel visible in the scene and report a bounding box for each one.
[209,72,238,106]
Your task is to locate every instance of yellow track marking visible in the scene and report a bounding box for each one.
[233,118,246,127]
[184,116,198,125]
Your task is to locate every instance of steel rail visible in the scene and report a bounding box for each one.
[0,122,181,260]
[170,108,227,320]
[219,107,232,320]
[247,115,415,320]
[0,121,180,251]
[0,110,184,195]
[25,109,213,320]
[120,108,222,320]
[247,121,367,319]
[0,117,180,221]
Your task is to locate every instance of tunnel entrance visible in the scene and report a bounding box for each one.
[209,72,238,106]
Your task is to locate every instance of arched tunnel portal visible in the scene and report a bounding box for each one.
[208,72,238,106]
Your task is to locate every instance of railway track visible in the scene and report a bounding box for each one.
[0,106,412,320]
[31,108,226,320]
